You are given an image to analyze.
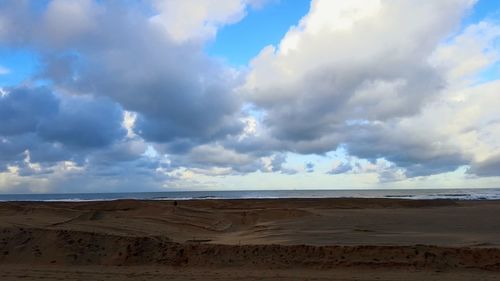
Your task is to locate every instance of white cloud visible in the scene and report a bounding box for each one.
[431,21,500,85]
[240,0,500,179]
[246,0,475,108]
[280,0,382,54]
[150,0,270,42]
[122,111,138,138]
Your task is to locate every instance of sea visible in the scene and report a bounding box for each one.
[0,188,499,202]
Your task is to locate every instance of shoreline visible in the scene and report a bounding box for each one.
[1,188,499,202]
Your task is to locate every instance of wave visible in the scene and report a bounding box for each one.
[1,189,500,202]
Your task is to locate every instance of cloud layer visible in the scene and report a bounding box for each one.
[0,0,499,192]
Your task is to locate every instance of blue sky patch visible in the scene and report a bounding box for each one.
[206,0,310,66]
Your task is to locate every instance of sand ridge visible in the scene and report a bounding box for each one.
[1,226,500,271]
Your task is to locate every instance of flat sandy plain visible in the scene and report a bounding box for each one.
[0,198,499,280]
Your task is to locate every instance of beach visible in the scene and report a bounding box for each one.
[0,198,499,280]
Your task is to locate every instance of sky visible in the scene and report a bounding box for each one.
[0,0,499,193]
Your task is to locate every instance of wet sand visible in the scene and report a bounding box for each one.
[0,198,499,280]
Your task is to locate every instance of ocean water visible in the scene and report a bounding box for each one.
[0,188,499,202]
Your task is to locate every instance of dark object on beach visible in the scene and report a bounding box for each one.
[173,201,178,206]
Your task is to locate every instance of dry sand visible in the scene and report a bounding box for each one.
[0,198,499,280]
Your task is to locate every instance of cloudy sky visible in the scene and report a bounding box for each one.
[0,0,499,193]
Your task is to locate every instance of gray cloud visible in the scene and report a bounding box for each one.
[0,86,125,149]
[254,65,443,145]
[343,123,469,177]
[40,1,243,152]
[1,0,244,148]
[0,85,130,188]
[305,162,314,173]
[173,144,258,173]
[0,87,58,136]
[0,0,247,191]
[327,162,352,175]
[269,153,298,174]
[38,95,125,148]
[0,133,75,165]
[468,155,500,177]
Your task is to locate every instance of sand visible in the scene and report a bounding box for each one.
[0,198,499,280]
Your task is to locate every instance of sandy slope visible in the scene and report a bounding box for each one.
[0,198,499,280]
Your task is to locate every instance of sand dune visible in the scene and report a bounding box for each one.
[0,198,499,280]
[1,226,500,270]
